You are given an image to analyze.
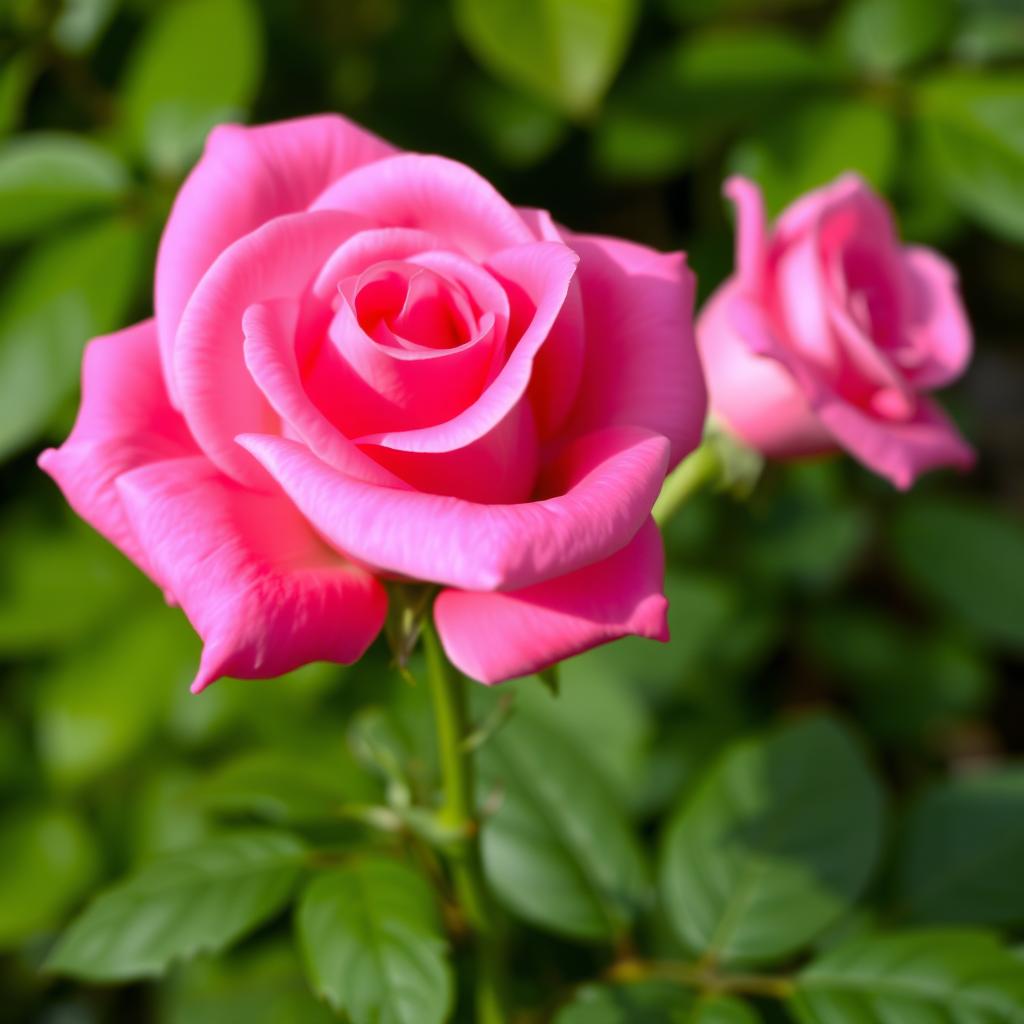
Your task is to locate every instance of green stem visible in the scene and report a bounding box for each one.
[422,620,507,1024]
[610,958,794,999]
[652,441,722,526]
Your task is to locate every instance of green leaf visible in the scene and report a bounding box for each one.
[890,496,1024,652]
[120,0,263,174]
[0,52,36,138]
[47,831,306,980]
[0,133,129,243]
[454,0,639,117]
[596,28,827,181]
[789,930,1024,1023]
[0,807,98,946]
[52,0,119,54]
[0,216,144,460]
[161,943,337,1024]
[479,711,650,941]
[896,768,1024,926]
[297,857,452,1024]
[917,71,1024,244]
[37,605,199,788]
[954,4,1024,64]
[198,746,378,825]
[660,715,884,966]
[555,986,760,1023]
[554,981,695,1022]
[833,0,955,75]
[730,97,897,216]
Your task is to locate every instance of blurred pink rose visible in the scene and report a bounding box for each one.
[697,174,974,489]
[40,115,705,688]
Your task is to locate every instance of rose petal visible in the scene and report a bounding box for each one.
[311,153,535,259]
[156,115,395,401]
[562,232,705,469]
[175,209,366,486]
[434,519,668,685]
[241,299,408,487]
[238,425,670,592]
[724,176,767,289]
[816,392,975,490]
[116,456,387,692]
[38,320,197,584]
[901,246,973,391]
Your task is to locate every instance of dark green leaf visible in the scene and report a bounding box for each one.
[297,857,452,1024]
[454,0,639,117]
[790,930,1024,1023]
[120,0,263,174]
[0,807,98,946]
[0,133,129,243]
[52,0,119,53]
[0,217,144,460]
[554,981,695,1022]
[47,831,306,980]
[730,98,897,216]
[480,711,650,941]
[890,496,1024,652]
[660,716,885,965]
[917,71,1024,243]
[897,768,1024,926]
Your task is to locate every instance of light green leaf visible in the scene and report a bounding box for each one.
[297,857,452,1024]
[897,768,1024,926]
[833,0,955,75]
[37,605,200,788]
[0,133,129,243]
[917,71,1024,243]
[0,807,98,946]
[120,0,263,174]
[0,216,144,460]
[479,712,650,941]
[660,716,884,966]
[890,496,1024,652]
[52,0,119,53]
[47,831,306,980]
[730,98,897,216]
[454,0,639,117]
[790,930,1024,1023]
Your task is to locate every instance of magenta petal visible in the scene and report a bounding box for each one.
[724,176,767,289]
[563,232,705,470]
[311,153,534,259]
[816,393,975,490]
[38,320,197,583]
[156,115,395,401]
[115,456,387,691]
[241,299,408,487]
[434,519,669,685]
[238,425,670,592]
[175,209,366,486]
[901,246,973,390]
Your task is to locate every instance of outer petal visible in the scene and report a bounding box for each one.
[175,209,366,486]
[697,284,834,458]
[901,246,973,391]
[434,519,669,684]
[562,232,705,470]
[816,393,975,490]
[311,153,535,259]
[724,176,767,290]
[37,320,197,583]
[238,425,670,592]
[156,114,395,400]
[116,456,387,692]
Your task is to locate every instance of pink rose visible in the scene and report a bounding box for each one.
[697,175,974,489]
[39,115,705,688]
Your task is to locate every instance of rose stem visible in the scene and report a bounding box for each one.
[422,617,507,1024]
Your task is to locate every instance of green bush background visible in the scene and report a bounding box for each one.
[1,0,1022,1021]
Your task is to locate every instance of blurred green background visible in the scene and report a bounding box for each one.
[1,0,1022,1021]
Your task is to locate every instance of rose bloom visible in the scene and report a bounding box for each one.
[40,116,705,688]
[697,174,973,489]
